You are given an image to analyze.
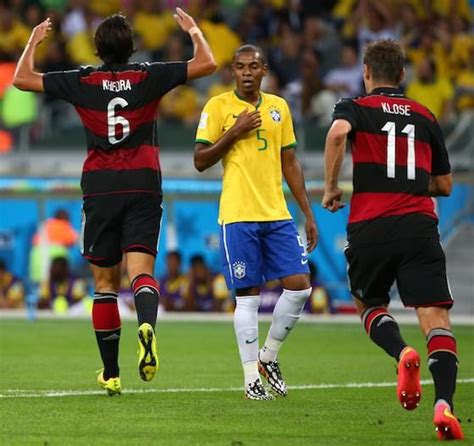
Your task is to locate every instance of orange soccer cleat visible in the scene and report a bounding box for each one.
[433,401,464,441]
[397,346,421,410]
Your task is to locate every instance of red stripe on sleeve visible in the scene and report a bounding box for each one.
[349,192,437,223]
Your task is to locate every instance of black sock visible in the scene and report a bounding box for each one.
[131,274,160,328]
[92,293,121,379]
[361,307,407,360]
[427,328,458,409]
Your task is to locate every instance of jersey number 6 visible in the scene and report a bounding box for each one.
[107,97,130,144]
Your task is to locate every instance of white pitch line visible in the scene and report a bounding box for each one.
[1,378,473,399]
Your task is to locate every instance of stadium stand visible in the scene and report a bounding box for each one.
[0,0,472,315]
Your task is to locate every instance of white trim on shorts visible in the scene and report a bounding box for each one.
[222,223,234,285]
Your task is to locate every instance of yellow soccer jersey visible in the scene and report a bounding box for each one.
[196,90,296,224]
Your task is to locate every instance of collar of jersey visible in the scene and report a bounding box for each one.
[369,86,404,97]
[233,90,263,108]
[100,63,130,72]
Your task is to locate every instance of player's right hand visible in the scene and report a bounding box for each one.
[232,109,262,136]
[173,7,198,33]
[322,187,345,213]
[29,18,52,46]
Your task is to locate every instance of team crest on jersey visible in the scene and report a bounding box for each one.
[269,106,281,122]
[232,261,246,279]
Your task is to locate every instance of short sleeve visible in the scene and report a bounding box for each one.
[43,70,81,104]
[146,61,187,97]
[429,118,451,176]
[332,98,357,130]
[195,98,223,145]
[281,100,297,150]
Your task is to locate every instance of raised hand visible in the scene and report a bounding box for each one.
[173,7,198,33]
[29,18,52,46]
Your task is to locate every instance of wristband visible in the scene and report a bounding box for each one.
[188,26,202,37]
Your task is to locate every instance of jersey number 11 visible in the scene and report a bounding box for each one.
[381,121,416,180]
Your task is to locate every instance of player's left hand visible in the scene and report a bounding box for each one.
[305,218,318,252]
[29,18,52,46]
[322,187,345,213]
[173,7,198,33]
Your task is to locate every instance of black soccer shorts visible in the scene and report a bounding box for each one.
[80,192,163,267]
[344,237,453,308]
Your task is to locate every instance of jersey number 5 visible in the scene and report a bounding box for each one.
[381,121,415,180]
[256,129,268,151]
[107,97,130,144]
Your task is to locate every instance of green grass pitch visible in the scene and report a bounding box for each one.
[0,320,472,445]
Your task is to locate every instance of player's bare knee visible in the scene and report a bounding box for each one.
[280,273,311,291]
[236,287,260,296]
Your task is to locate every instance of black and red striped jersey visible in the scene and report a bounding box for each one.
[332,87,450,243]
[43,62,187,196]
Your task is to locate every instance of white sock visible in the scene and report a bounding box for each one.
[260,288,312,363]
[234,295,261,386]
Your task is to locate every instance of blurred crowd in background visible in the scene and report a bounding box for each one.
[0,0,473,151]
[0,0,472,312]
[0,208,330,314]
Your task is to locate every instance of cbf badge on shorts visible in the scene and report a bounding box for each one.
[232,261,246,279]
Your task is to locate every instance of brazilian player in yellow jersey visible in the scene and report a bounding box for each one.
[195,45,318,400]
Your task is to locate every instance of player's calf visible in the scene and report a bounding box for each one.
[92,292,121,380]
[131,273,160,329]
[426,328,458,411]
[361,306,407,360]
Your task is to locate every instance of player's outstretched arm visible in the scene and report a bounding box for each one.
[174,8,216,80]
[13,18,52,92]
[281,150,318,252]
[322,119,351,212]
[194,109,261,171]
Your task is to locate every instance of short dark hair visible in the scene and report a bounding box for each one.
[190,254,205,266]
[94,14,134,65]
[167,250,182,262]
[233,44,266,64]
[363,39,405,85]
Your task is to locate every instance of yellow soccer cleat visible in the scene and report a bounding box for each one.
[138,323,159,382]
[97,370,121,396]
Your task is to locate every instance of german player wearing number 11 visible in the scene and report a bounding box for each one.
[14,11,216,395]
[194,45,318,400]
[323,39,463,441]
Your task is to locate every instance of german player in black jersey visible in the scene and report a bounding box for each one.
[323,40,463,440]
[14,10,216,395]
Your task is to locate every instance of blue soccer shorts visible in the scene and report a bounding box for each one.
[220,219,310,289]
